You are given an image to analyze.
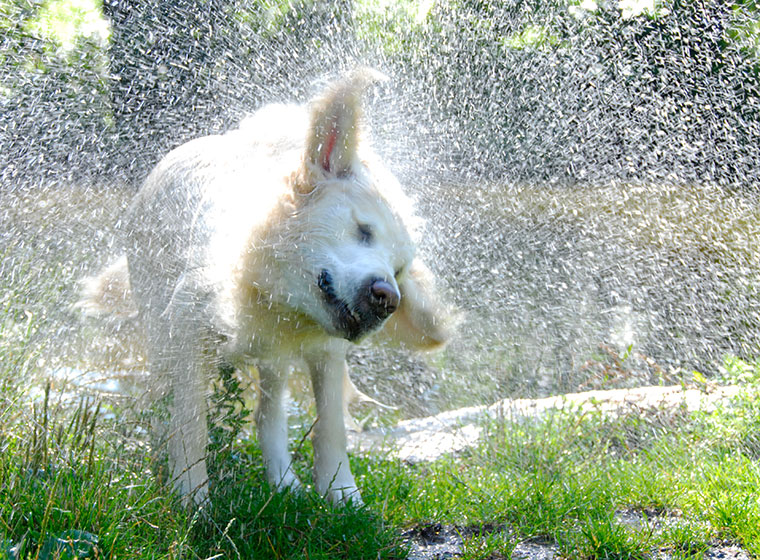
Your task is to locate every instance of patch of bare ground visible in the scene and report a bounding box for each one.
[404,513,751,559]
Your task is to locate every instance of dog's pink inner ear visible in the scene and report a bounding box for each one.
[321,124,339,173]
[301,69,387,191]
[308,97,359,179]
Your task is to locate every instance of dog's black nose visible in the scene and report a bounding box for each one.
[368,279,400,319]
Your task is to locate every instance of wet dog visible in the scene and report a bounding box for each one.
[77,69,452,506]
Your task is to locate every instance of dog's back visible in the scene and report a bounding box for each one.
[125,106,306,337]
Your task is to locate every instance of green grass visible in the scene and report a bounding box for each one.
[353,379,760,559]
[0,344,407,559]
[3,284,760,559]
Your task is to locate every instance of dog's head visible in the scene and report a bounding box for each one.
[306,182,415,342]
[274,69,417,343]
[257,69,453,349]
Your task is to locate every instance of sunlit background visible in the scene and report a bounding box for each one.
[1,0,759,418]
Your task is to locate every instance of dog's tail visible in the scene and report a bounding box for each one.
[73,255,138,320]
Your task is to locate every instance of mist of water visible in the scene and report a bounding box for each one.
[1,0,759,417]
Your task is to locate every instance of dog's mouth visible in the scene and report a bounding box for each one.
[317,269,363,341]
[317,269,390,342]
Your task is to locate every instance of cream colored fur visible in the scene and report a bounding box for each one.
[77,69,453,507]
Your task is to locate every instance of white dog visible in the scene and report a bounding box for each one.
[78,68,451,506]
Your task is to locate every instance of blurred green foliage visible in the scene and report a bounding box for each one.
[27,0,109,52]
[1,0,759,185]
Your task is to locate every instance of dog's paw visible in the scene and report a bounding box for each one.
[176,480,210,512]
[317,470,363,505]
[268,464,303,493]
[325,484,363,507]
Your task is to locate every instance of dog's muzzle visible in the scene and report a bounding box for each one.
[317,269,400,341]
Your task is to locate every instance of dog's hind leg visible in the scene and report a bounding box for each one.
[256,361,301,491]
[167,351,210,507]
[306,343,361,505]
[145,318,210,507]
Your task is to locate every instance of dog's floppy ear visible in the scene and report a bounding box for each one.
[298,68,388,192]
[376,258,456,351]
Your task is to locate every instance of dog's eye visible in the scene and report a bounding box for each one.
[357,223,373,244]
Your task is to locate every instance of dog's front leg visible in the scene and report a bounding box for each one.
[306,344,361,505]
[256,361,301,491]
